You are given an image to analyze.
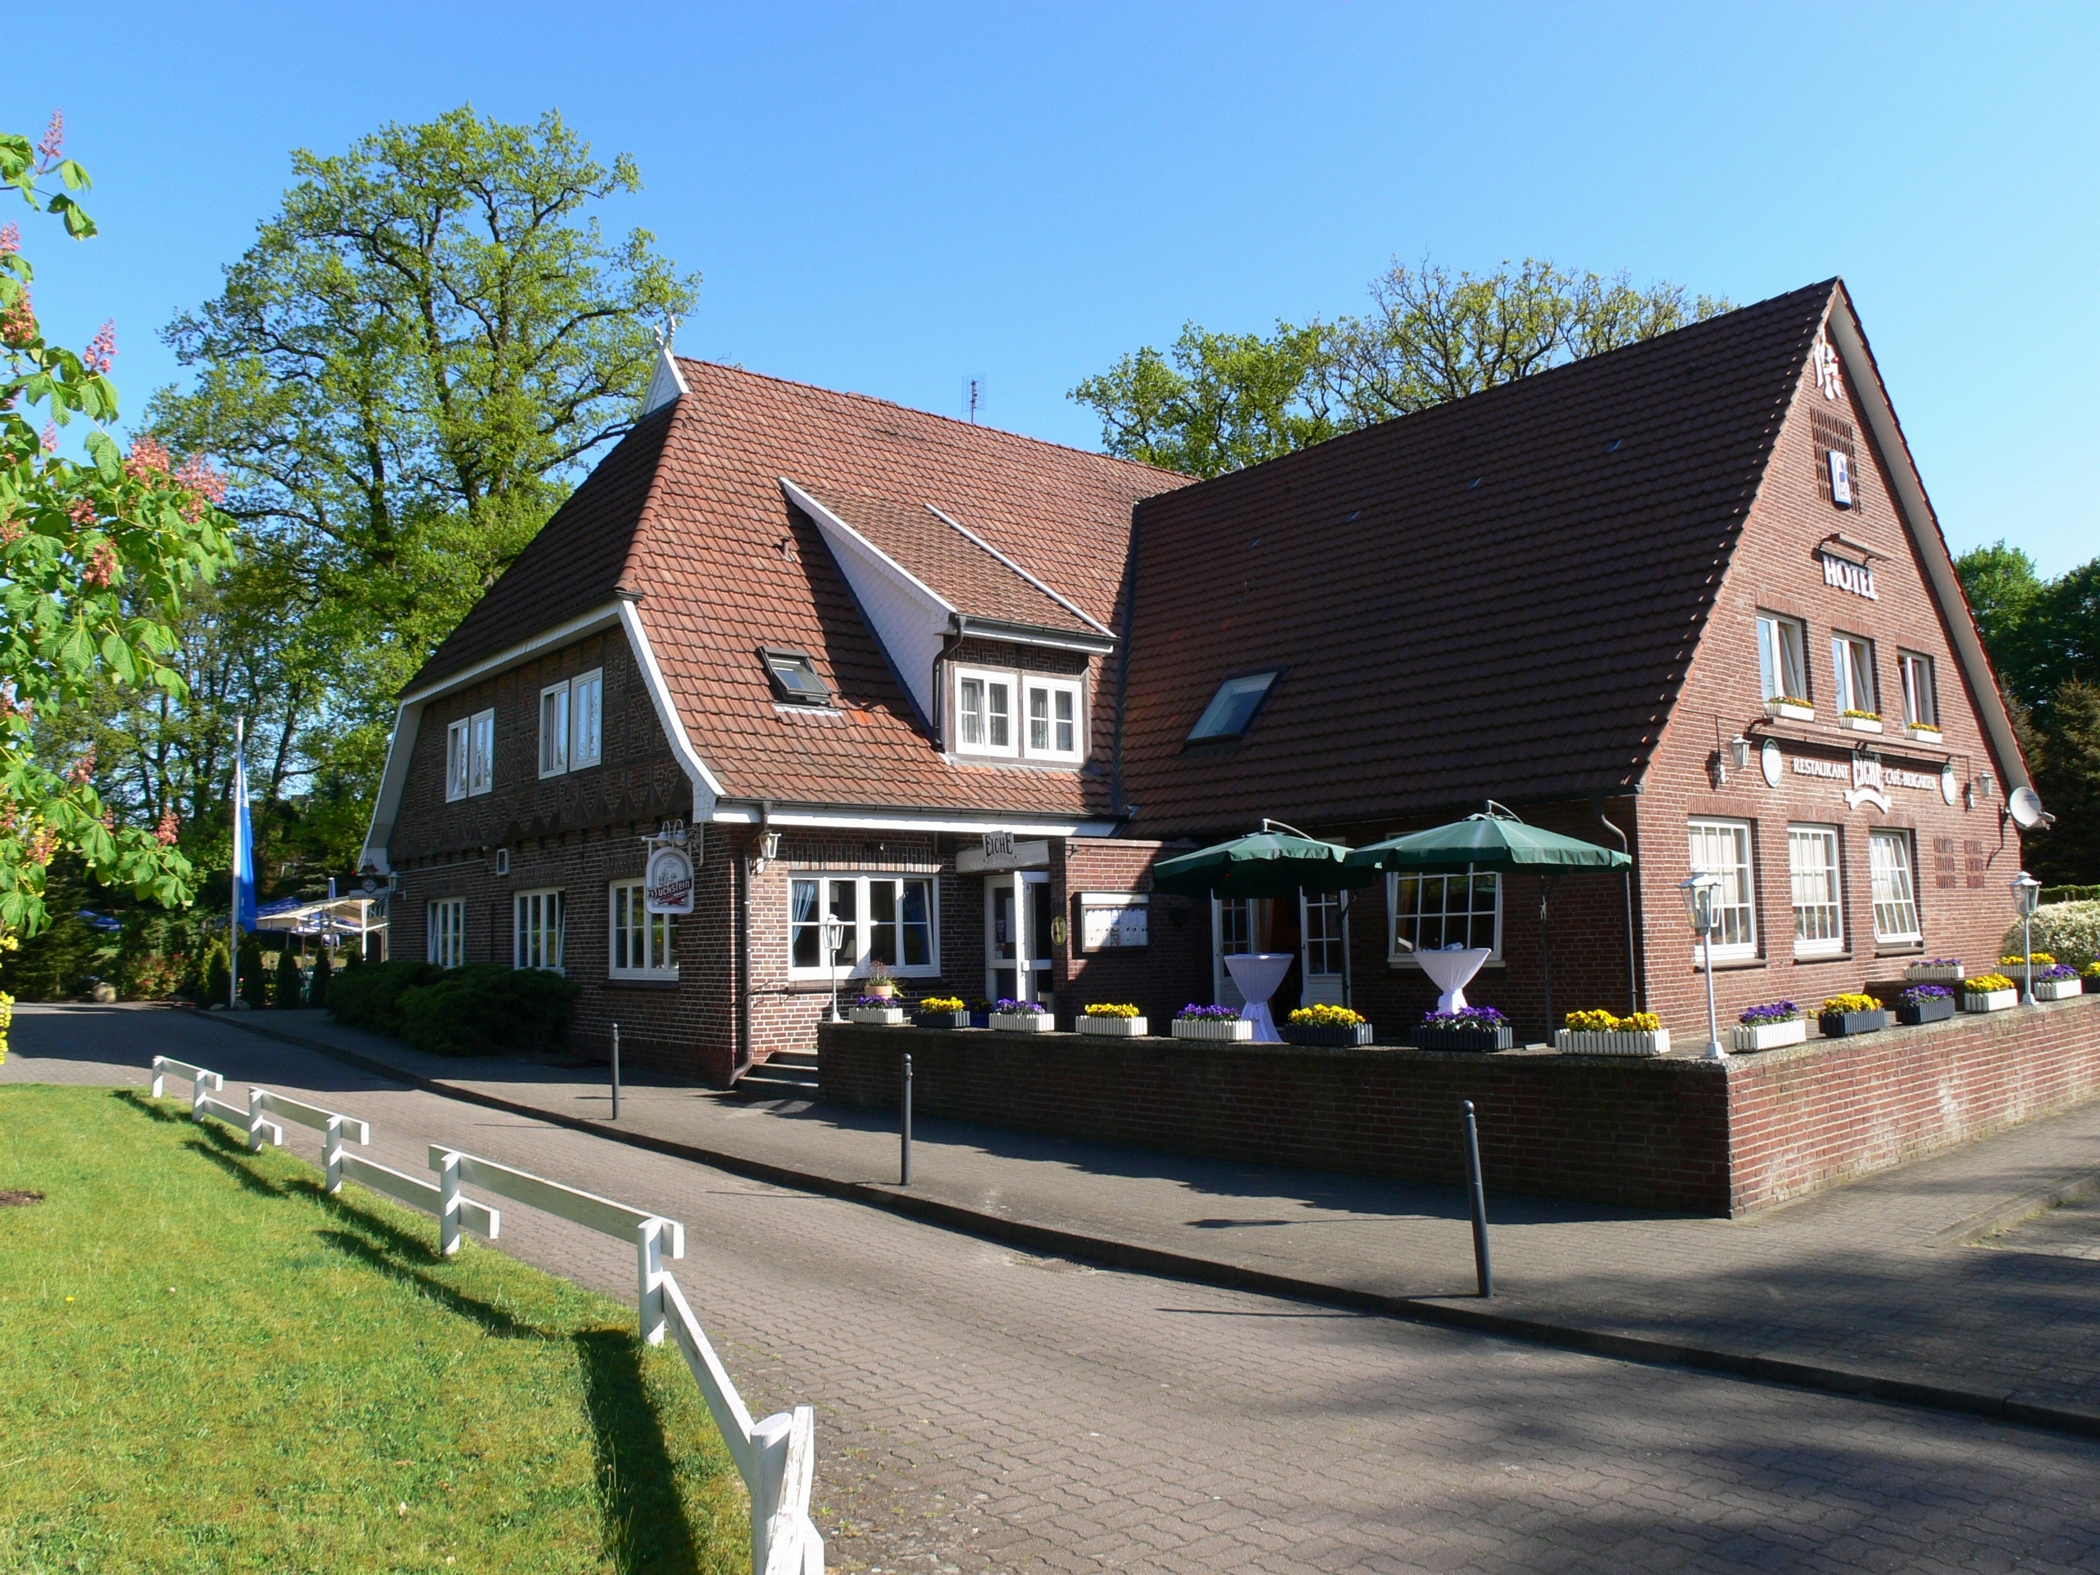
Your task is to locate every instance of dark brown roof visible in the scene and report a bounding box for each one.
[1117,281,1840,836]
[410,360,1182,813]
[793,484,1105,639]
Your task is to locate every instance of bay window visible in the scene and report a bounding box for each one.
[1686,819,1757,960]
[789,875,937,979]
[1787,825,1843,957]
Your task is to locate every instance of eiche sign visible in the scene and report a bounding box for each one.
[645,844,695,915]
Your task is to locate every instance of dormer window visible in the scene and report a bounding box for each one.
[1187,670,1279,742]
[762,647,830,706]
[952,664,1084,765]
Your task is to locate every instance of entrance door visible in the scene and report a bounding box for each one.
[1299,889,1346,1006]
[987,871,1055,1008]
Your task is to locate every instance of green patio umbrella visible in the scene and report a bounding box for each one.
[1343,805,1632,1035]
[1151,823,1378,899]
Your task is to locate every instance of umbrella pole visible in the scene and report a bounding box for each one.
[1539,875,1553,1044]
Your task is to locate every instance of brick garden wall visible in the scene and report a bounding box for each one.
[823,994,2100,1216]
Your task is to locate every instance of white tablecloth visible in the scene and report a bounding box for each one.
[1224,952,1295,1043]
[1414,946,1492,1014]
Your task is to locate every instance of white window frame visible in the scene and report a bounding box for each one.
[952,666,1019,759]
[1870,830,1923,944]
[1023,676,1084,762]
[427,897,465,968]
[609,879,678,979]
[514,888,565,972]
[445,718,470,802]
[1386,872,1503,963]
[539,680,571,777]
[1787,825,1844,958]
[1899,651,1938,728]
[786,873,940,981]
[1687,818,1757,961]
[1831,633,1878,717]
[1757,612,1808,704]
[468,708,495,796]
[570,669,603,769]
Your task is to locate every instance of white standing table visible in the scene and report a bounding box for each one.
[1224,952,1295,1043]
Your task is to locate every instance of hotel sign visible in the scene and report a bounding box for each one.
[1819,550,1877,600]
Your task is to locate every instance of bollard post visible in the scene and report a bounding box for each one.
[1461,1099,1493,1298]
[900,1051,913,1186]
[611,1023,622,1122]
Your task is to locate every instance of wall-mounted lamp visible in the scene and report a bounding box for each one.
[1977,769,1996,802]
[761,830,782,864]
[1728,735,1751,774]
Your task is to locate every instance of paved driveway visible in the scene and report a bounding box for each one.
[9,1005,2099,1574]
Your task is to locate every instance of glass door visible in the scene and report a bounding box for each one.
[1299,889,1346,1006]
[986,871,1054,1007]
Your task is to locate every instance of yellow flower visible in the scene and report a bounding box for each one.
[1821,993,1880,1015]
[1084,1003,1139,1018]
[1564,1009,1660,1032]
[919,996,965,1013]
[2001,953,2055,968]
[1960,974,2016,994]
[1287,1004,1365,1026]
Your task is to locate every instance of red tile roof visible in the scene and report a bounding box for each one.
[410,361,1183,813]
[1116,281,1840,836]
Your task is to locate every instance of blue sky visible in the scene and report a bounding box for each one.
[14,2,2098,573]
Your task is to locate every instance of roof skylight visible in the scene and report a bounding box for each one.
[1187,670,1279,742]
[761,647,830,706]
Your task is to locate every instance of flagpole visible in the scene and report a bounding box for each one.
[230,717,242,1010]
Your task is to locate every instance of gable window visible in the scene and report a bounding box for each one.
[515,889,565,972]
[1387,872,1501,961]
[1827,450,1854,508]
[1188,670,1279,742]
[445,719,470,802]
[954,670,1014,756]
[788,874,937,979]
[570,670,602,768]
[469,708,494,795]
[610,880,678,978]
[762,647,830,706]
[1899,651,1938,729]
[1787,825,1843,957]
[1026,679,1082,761]
[1756,613,1808,705]
[1687,818,1757,960]
[1831,634,1878,718]
[428,898,465,968]
[1869,830,1922,944]
[539,681,570,776]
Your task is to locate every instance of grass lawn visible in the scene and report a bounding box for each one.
[0,1084,748,1575]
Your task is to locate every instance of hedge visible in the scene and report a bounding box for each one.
[324,960,445,1037]
[395,965,580,1058]
[2005,900,2100,970]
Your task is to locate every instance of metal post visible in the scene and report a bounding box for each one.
[611,1022,622,1121]
[1461,1099,1492,1298]
[1701,925,1725,1059]
[900,1051,913,1186]
[2023,910,2036,1007]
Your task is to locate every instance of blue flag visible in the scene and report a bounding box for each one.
[232,741,257,934]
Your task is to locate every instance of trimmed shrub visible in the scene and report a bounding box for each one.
[2006,901,2100,971]
[396,965,580,1058]
[308,948,332,1008]
[325,959,444,1036]
[202,941,231,1008]
[238,937,268,1009]
[272,947,305,1008]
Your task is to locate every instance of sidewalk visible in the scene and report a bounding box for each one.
[188,1007,2100,1436]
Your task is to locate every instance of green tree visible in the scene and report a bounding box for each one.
[0,115,233,938]
[146,106,699,873]
[1955,541,2048,706]
[1071,257,1727,476]
[2030,678,2100,885]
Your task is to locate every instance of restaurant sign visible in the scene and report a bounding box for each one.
[1787,751,1945,815]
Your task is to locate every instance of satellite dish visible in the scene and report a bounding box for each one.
[2009,785,2046,829]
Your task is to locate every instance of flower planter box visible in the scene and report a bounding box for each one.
[1818,1008,1888,1038]
[1839,714,1884,734]
[1906,724,1943,744]
[1557,1027,1673,1057]
[2035,978,2084,1002]
[1765,699,1814,723]
[1414,1025,1515,1053]
[847,1006,905,1025]
[1896,996,1956,1025]
[1078,1015,1149,1037]
[1904,963,1965,984]
[1963,990,2017,1014]
[1171,1017,1253,1042]
[990,1012,1052,1033]
[914,1009,971,1030]
[1728,1019,1805,1053]
[1280,1022,1374,1048]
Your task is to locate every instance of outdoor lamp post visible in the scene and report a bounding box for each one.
[824,917,847,1023]
[2013,872,2043,1005]
[1679,871,1726,1060]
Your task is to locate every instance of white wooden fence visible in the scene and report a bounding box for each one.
[148,1056,824,1575]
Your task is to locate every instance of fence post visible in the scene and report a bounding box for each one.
[435,1150,462,1257]
[192,1073,214,1123]
[150,1060,166,1100]
[247,1086,270,1153]
[611,1022,622,1122]
[750,1411,793,1575]
[637,1217,668,1346]
[1461,1099,1493,1298]
[900,1051,913,1187]
[323,1115,345,1194]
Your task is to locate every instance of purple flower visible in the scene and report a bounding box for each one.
[1422,1006,1507,1028]
[1176,1003,1240,1021]
[852,994,898,1009]
[1900,984,1953,1005]
[2041,963,2078,982]
[1738,1000,1798,1026]
[993,998,1047,1016]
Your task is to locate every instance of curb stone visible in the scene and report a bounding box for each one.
[196,1006,2100,1445]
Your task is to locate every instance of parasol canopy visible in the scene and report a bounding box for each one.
[1151,824,1379,899]
[1344,805,1630,873]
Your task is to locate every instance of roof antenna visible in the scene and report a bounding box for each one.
[966,376,982,424]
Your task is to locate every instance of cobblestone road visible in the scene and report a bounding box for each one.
[10,1006,2100,1574]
